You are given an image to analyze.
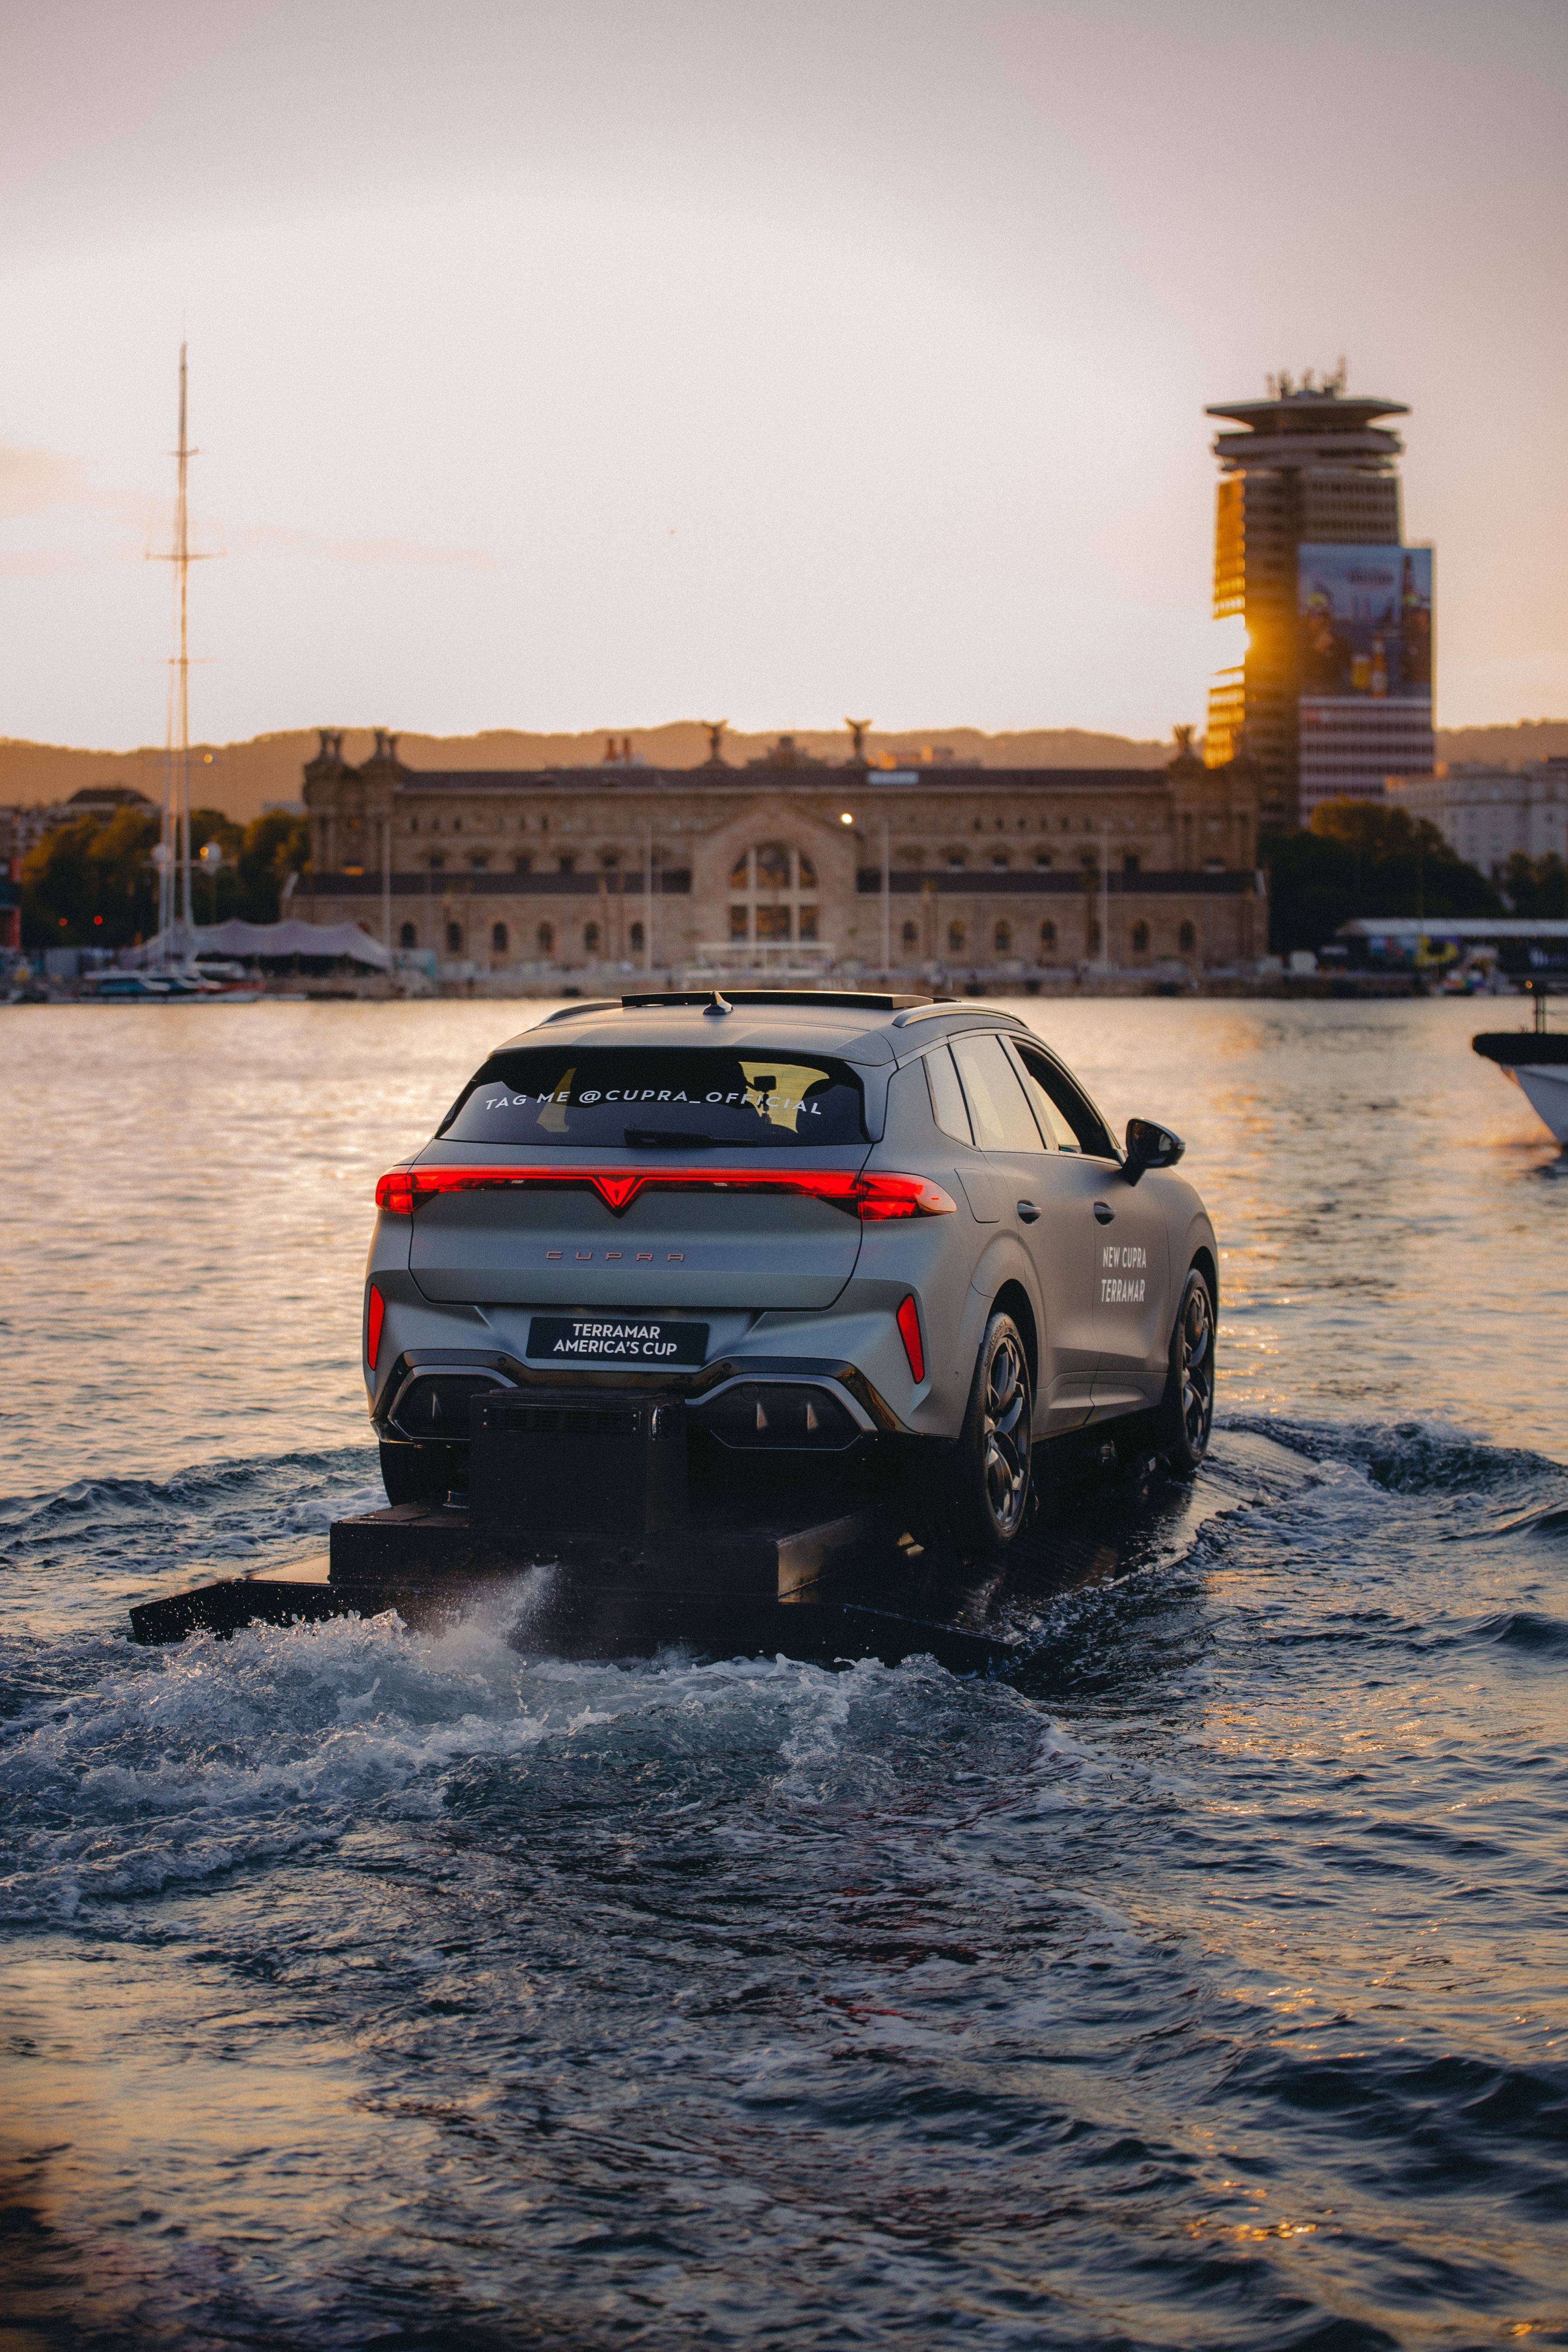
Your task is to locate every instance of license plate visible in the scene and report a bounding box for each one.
[527,1315,708,1367]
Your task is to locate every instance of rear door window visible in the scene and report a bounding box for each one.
[1011,1041,1117,1159]
[440,1049,866,1149]
[950,1034,1047,1154]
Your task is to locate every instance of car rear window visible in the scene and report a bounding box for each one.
[440,1048,867,1149]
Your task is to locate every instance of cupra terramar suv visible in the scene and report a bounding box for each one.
[364,991,1218,1555]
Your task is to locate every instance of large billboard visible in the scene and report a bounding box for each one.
[1299,544,1432,700]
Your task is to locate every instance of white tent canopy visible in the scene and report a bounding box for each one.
[128,919,393,969]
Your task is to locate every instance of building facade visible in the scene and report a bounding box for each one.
[1385,761,1568,878]
[301,728,1267,982]
[1204,374,1434,827]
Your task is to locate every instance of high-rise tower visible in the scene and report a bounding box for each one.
[1204,374,1434,829]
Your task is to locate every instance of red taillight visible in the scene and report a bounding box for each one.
[896,1293,925,1384]
[372,1166,957,1221]
[852,1173,957,1221]
[366,1283,385,1369]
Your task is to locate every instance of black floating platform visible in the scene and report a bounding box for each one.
[125,1499,1006,1668]
[125,1433,1309,1676]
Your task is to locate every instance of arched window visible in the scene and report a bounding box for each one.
[629,920,644,953]
[947,920,966,956]
[558,853,576,875]
[399,921,417,950]
[945,848,965,870]
[514,853,531,876]
[901,919,918,950]
[726,844,819,945]
[445,920,463,954]
[601,850,619,870]
[584,922,600,954]
[537,920,554,955]
[1178,920,1196,953]
[1039,919,1057,953]
[1034,850,1053,870]
[492,922,508,955]
[994,920,1012,953]
[1131,919,1150,954]
[991,851,1010,871]
[429,853,445,871]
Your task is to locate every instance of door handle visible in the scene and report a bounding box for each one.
[1093,1201,1115,1224]
[1016,1200,1041,1223]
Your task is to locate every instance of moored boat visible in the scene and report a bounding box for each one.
[1473,997,1568,1144]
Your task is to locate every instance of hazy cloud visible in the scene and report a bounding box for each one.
[0,446,101,519]
[0,445,497,572]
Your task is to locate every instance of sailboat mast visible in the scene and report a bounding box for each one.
[174,343,192,939]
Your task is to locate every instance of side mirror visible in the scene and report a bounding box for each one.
[1123,1117,1185,1186]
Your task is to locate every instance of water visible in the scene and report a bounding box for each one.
[3,999,1567,2349]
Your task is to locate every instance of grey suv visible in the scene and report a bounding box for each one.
[365,991,1217,1553]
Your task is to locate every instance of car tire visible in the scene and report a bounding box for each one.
[914,1311,1034,1558]
[379,1439,465,1506]
[1154,1268,1215,1479]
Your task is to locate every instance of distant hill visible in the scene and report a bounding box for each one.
[1432,720,1568,770]
[3,717,1562,826]
[0,723,1172,824]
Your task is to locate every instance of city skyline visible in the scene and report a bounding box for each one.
[1,0,1564,752]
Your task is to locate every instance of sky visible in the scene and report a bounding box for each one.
[0,0,1564,751]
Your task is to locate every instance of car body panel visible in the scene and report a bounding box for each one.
[405,1146,871,1311]
[364,995,1219,1455]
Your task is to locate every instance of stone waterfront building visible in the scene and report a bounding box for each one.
[301,726,1267,983]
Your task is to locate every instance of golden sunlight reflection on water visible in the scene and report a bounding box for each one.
[1,993,1563,1495]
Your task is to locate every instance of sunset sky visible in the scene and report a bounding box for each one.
[1,0,1563,750]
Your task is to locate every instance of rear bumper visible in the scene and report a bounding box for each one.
[373,1346,901,1455]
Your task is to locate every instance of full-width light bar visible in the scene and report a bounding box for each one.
[374,1165,957,1222]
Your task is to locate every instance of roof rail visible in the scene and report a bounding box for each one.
[891,999,1016,1028]
[538,999,621,1023]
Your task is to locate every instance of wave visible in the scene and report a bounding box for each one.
[1222,1412,1568,1498]
[1472,1609,1568,1656]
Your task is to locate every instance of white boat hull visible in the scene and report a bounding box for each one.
[1509,1064,1568,1145]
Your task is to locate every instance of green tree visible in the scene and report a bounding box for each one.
[1261,797,1502,956]
[235,809,311,922]
[21,808,162,947]
[1500,851,1568,919]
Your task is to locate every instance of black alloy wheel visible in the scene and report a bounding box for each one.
[1156,1269,1215,1478]
[950,1311,1034,1555]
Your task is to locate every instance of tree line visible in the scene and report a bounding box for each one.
[1263,799,1566,956]
[21,806,311,948]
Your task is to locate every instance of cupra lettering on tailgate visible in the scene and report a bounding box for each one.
[541,1249,685,1261]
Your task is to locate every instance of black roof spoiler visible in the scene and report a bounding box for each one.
[615,988,949,1013]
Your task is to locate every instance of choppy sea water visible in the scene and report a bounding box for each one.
[3,998,1566,2350]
